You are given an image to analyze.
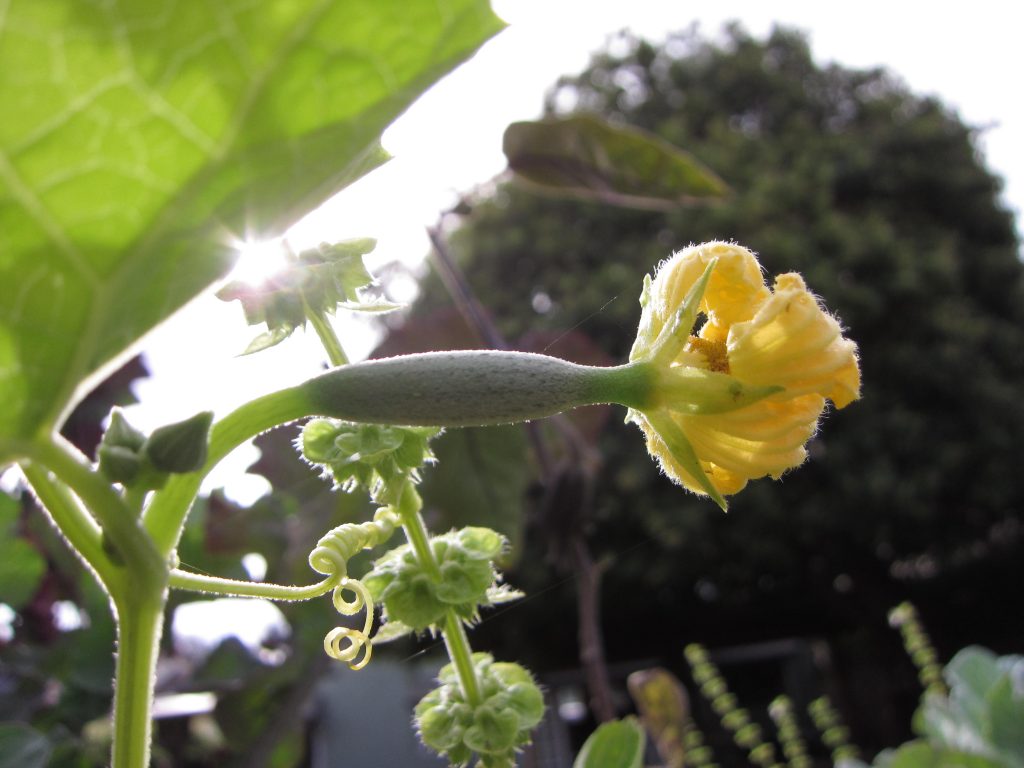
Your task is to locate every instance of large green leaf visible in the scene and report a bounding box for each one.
[503,114,728,209]
[0,0,504,440]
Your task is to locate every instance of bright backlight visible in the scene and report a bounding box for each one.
[230,237,288,285]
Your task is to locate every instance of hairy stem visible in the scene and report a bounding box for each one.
[111,592,165,768]
[21,463,119,589]
[395,485,481,705]
[303,297,349,366]
[14,437,168,768]
[169,568,337,601]
[395,486,442,581]
[143,384,311,558]
[444,610,482,706]
[29,436,164,588]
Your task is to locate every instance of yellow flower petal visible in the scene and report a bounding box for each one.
[696,242,770,342]
[628,242,861,507]
[680,394,824,478]
[632,411,748,498]
[728,273,861,407]
[632,242,770,361]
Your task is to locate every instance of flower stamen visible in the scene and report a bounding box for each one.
[686,336,730,373]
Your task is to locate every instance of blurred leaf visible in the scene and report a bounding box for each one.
[0,495,45,609]
[419,425,530,559]
[266,729,305,768]
[916,647,1024,768]
[573,717,646,768]
[503,114,728,209]
[945,647,1003,721]
[0,723,52,768]
[0,491,20,527]
[987,672,1024,761]
[882,741,1006,768]
[0,0,505,440]
[242,327,294,356]
[627,667,690,768]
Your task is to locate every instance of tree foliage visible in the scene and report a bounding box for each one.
[415,25,1024,750]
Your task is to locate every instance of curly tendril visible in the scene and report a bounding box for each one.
[308,508,399,579]
[307,508,399,669]
[324,577,375,670]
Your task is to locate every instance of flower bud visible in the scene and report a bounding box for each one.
[364,527,507,631]
[415,653,544,767]
[144,411,213,474]
[300,419,441,503]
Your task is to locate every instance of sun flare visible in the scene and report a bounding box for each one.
[229,237,289,285]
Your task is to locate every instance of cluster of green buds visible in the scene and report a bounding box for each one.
[299,421,443,667]
[301,419,440,505]
[298,417,543,765]
[97,408,212,491]
[363,526,509,633]
[416,653,545,768]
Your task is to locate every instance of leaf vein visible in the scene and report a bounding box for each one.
[0,149,99,285]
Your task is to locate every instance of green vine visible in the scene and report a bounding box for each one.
[5,238,860,767]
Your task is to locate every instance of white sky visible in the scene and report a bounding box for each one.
[121,0,1024,503]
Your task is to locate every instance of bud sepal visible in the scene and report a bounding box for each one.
[416,653,545,767]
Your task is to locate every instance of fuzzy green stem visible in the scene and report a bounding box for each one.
[144,384,311,558]
[124,485,149,518]
[304,300,349,367]
[21,463,119,589]
[444,609,483,706]
[29,437,164,588]
[394,484,481,705]
[111,592,164,768]
[170,568,337,601]
[14,438,167,768]
[394,485,442,582]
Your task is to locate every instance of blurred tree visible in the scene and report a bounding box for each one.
[409,24,1024,754]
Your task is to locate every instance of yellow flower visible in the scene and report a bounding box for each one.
[627,241,860,508]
